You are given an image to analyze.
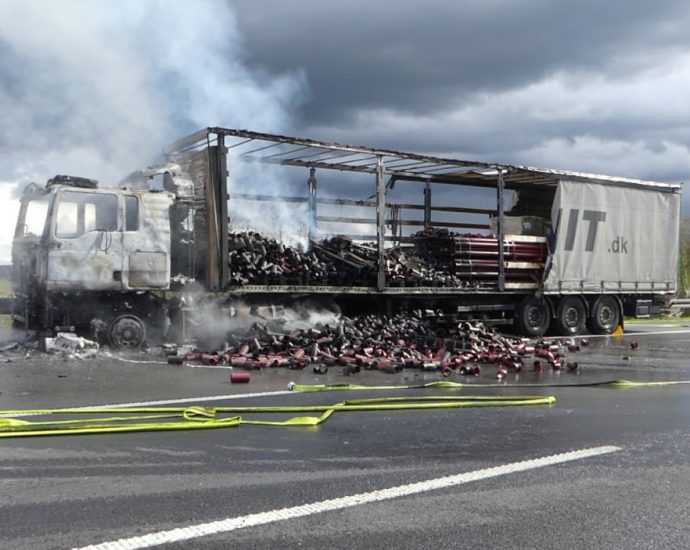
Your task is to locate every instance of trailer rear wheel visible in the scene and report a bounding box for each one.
[554,296,587,336]
[515,296,551,337]
[587,296,620,335]
[108,314,146,349]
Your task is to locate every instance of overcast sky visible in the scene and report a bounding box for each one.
[231,0,690,182]
[2,0,690,260]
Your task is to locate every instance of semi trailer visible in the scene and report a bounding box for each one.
[11,128,681,347]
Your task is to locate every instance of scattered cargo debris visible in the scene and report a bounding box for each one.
[164,311,585,378]
[44,332,99,358]
[0,342,19,353]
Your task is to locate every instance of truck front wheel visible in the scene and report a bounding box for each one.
[108,314,147,349]
[554,296,587,336]
[587,296,621,335]
[515,296,551,337]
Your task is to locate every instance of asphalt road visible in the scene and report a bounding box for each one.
[0,325,689,549]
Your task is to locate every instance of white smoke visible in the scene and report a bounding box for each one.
[227,158,310,249]
[186,300,341,349]
[0,184,20,263]
[0,0,307,263]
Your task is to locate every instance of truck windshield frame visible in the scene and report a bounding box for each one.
[54,190,119,239]
[15,196,51,238]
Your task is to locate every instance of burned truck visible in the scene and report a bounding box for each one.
[11,128,681,347]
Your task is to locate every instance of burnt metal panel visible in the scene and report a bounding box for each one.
[172,145,227,290]
[129,251,168,287]
[174,148,211,286]
[204,145,228,291]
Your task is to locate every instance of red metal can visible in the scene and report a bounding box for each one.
[230,372,251,383]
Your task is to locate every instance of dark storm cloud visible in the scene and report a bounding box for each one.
[230,0,690,195]
[1,0,689,265]
[232,0,690,123]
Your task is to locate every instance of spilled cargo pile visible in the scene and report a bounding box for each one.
[164,310,585,378]
[227,229,546,288]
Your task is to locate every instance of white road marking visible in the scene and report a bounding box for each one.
[101,353,168,365]
[79,390,294,409]
[103,353,236,369]
[0,390,294,418]
[184,364,235,370]
[73,445,620,550]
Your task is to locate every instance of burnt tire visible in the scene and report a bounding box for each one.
[587,296,621,335]
[108,314,146,349]
[554,296,587,336]
[515,296,551,337]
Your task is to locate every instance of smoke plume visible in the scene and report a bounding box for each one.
[0,0,307,262]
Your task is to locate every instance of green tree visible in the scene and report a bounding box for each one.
[680,218,690,297]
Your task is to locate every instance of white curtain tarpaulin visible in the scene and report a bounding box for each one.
[544,180,680,293]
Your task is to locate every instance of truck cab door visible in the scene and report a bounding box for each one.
[121,193,171,290]
[46,189,124,291]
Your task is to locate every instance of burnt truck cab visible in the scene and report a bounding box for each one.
[12,175,174,347]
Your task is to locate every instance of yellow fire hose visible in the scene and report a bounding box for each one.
[288,379,690,393]
[0,395,555,438]
[0,379,686,439]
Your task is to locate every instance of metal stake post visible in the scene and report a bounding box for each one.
[423,182,432,227]
[217,136,229,289]
[497,168,505,291]
[307,167,317,241]
[376,156,386,290]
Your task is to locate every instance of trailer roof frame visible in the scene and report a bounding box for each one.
[164,127,682,192]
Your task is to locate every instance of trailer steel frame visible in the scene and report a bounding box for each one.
[164,127,680,294]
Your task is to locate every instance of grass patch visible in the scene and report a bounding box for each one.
[0,279,11,297]
[625,316,690,326]
[0,314,12,331]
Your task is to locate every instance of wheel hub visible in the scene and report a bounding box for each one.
[564,306,580,327]
[109,315,146,349]
[527,306,545,327]
[599,306,614,325]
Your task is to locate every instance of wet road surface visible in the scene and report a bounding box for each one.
[0,325,689,549]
